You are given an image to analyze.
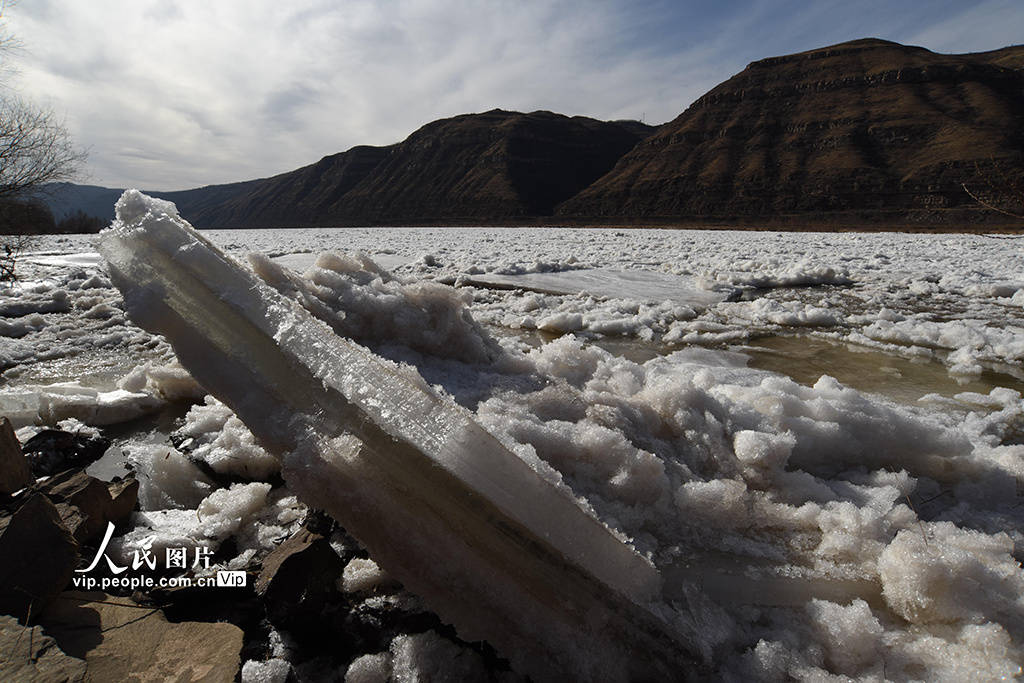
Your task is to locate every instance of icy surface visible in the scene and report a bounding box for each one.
[176,396,279,480]
[241,658,291,683]
[463,267,731,307]
[3,201,1024,680]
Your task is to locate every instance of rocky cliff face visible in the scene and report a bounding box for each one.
[557,39,1024,225]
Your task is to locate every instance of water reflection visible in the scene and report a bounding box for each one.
[742,335,1024,404]
[499,327,1024,406]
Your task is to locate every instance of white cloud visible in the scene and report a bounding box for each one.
[3,0,1022,190]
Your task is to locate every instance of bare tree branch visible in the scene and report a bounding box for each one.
[0,233,33,281]
[961,182,1024,221]
[0,0,21,83]
[0,1,83,204]
[0,96,85,200]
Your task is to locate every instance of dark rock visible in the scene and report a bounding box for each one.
[0,417,31,495]
[106,477,140,523]
[257,527,348,646]
[22,429,111,477]
[0,494,79,619]
[257,527,344,598]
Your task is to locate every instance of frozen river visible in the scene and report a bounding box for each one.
[2,218,1024,680]
[8,225,1024,397]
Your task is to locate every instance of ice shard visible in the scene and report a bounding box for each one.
[98,191,695,682]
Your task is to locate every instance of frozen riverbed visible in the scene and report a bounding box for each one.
[2,214,1024,680]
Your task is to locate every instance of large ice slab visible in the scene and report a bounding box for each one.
[464,267,733,307]
[98,191,693,681]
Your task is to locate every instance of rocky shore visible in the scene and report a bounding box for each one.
[0,416,515,682]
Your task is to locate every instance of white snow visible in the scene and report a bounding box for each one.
[389,631,489,682]
[344,653,391,683]
[0,382,164,428]
[129,442,215,510]
[342,557,393,594]
[176,396,279,480]
[241,658,291,683]
[115,481,288,563]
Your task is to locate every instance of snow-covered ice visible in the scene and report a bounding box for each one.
[463,267,732,307]
[2,196,1024,681]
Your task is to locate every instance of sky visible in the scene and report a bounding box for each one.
[4,0,1024,191]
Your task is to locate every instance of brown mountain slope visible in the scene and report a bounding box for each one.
[165,145,393,228]
[327,110,655,224]
[557,39,1024,225]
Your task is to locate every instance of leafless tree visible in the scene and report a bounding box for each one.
[0,0,85,279]
[0,233,30,280]
[0,0,84,201]
[0,96,84,201]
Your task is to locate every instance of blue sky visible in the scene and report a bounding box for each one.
[6,0,1023,190]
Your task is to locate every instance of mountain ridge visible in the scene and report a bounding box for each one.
[557,38,1024,225]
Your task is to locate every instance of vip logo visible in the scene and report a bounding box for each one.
[216,570,247,587]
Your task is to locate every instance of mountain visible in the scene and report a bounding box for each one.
[557,39,1024,225]
[39,183,123,222]
[325,110,653,223]
[40,181,264,226]
[158,179,266,226]
[157,146,391,228]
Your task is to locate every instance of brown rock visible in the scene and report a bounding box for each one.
[106,477,140,523]
[41,471,114,543]
[40,591,243,682]
[0,416,31,495]
[0,494,79,619]
[38,470,139,544]
[256,527,344,596]
[0,614,86,682]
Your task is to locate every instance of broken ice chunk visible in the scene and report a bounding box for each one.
[99,190,694,682]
